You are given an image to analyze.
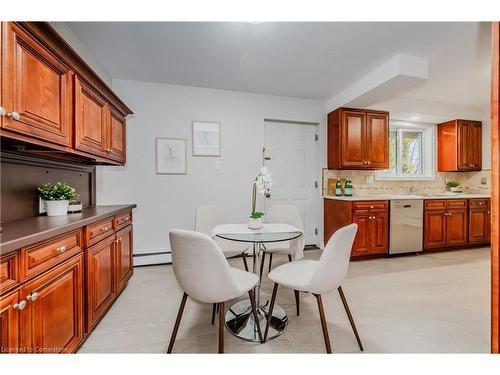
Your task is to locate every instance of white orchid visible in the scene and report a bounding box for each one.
[255,166,272,197]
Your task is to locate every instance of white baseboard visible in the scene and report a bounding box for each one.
[133,248,171,266]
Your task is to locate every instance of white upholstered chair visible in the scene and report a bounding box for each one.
[195,205,250,270]
[262,204,303,314]
[263,224,363,353]
[167,230,262,353]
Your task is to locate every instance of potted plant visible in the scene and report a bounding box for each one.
[249,211,264,230]
[38,182,79,216]
[446,181,460,193]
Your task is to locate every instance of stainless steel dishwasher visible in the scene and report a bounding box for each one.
[389,199,423,254]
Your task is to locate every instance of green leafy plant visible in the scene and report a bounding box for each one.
[446,181,460,188]
[250,211,263,219]
[38,182,79,201]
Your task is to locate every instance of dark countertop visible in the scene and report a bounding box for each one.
[0,204,136,255]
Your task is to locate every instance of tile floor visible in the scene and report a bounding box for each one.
[78,247,490,353]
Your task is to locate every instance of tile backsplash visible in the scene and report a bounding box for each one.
[323,169,491,196]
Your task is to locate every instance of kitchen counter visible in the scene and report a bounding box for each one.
[0,204,136,255]
[323,193,491,201]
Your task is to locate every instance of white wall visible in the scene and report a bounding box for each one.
[97,79,325,259]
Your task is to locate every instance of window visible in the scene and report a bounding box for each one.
[376,121,435,180]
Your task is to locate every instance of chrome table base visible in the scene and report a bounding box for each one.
[224,242,288,342]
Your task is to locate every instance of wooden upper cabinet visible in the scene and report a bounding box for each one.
[328,107,389,170]
[20,254,84,353]
[108,106,126,163]
[438,119,482,171]
[2,22,72,146]
[74,76,109,158]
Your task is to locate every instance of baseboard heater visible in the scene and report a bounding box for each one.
[133,250,171,266]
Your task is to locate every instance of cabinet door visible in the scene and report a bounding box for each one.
[2,23,72,146]
[86,235,116,330]
[457,121,471,170]
[340,110,365,168]
[366,113,389,168]
[0,290,20,354]
[424,210,447,249]
[74,76,109,158]
[20,254,83,354]
[351,214,371,256]
[1,23,4,128]
[446,209,468,246]
[370,211,389,254]
[469,122,482,170]
[107,106,126,163]
[115,225,133,293]
[469,208,490,244]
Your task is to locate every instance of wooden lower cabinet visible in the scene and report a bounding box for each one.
[86,235,116,330]
[115,225,133,294]
[324,199,389,258]
[20,254,84,353]
[424,199,489,251]
[469,207,491,244]
[0,210,134,354]
[0,290,20,353]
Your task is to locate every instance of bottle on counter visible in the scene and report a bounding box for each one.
[335,178,342,196]
[344,177,353,197]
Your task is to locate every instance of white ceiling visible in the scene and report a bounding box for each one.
[65,22,491,110]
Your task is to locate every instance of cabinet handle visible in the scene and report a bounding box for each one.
[101,226,109,232]
[487,211,491,214]
[0,106,5,116]
[13,300,27,310]
[7,111,20,121]
[27,292,39,302]
[56,245,66,254]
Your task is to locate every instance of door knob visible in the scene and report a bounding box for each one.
[7,111,20,121]
[13,300,27,310]
[27,292,39,302]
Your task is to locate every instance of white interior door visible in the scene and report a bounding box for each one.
[264,121,318,245]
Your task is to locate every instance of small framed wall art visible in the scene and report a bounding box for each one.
[156,138,187,175]
[192,121,221,157]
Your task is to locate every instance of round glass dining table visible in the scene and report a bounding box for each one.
[216,230,302,342]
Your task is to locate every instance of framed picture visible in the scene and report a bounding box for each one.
[192,121,221,157]
[156,138,187,175]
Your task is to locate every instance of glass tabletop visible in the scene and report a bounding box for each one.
[216,231,302,243]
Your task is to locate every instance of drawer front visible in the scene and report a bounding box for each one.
[20,230,83,281]
[352,201,388,213]
[424,200,446,211]
[114,211,132,230]
[86,218,115,246]
[469,198,490,208]
[1,252,19,294]
[446,199,467,209]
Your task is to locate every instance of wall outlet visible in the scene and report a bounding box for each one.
[481,177,487,185]
[214,161,221,170]
[38,197,46,214]
[366,174,374,184]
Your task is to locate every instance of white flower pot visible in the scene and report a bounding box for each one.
[44,200,69,216]
[248,217,263,230]
[450,187,461,193]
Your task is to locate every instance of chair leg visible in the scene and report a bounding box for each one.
[218,302,225,353]
[259,252,266,282]
[314,294,332,354]
[167,292,188,353]
[211,303,216,325]
[338,286,364,351]
[248,290,263,343]
[268,253,273,273]
[286,254,300,316]
[242,254,249,272]
[294,290,300,316]
[263,283,279,343]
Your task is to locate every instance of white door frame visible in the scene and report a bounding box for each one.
[263,118,320,247]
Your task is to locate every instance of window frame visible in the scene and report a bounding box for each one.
[375,121,436,181]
